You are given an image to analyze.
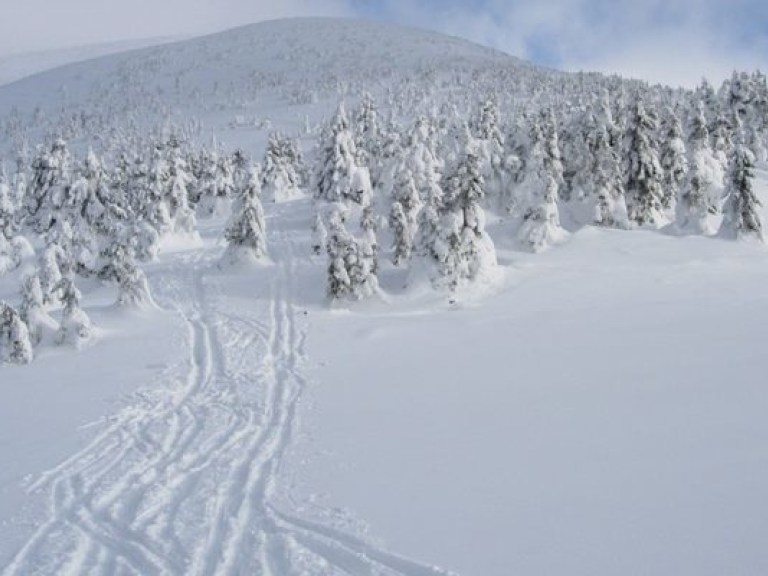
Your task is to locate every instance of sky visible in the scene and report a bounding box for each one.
[0,0,766,87]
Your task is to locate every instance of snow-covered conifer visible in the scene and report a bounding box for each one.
[354,92,380,170]
[590,124,629,228]
[659,109,688,210]
[25,139,72,233]
[223,165,268,264]
[676,102,721,234]
[389,168,422,265]
[517,113,567,251]
[719,140,763,241]
[325,216,378,301]
[0,302,34,364]
[20,273,58,345]
[109,244,154,308]
[360,203,379,273]
[38,240,69,303]
[311,208,329,256]
[472,97,506,202]
[0,167,16,239]
[413,126,497,289]
[142,143,173,236]
[166,145,197,234]
[54,277,92,348]
[315,103,361,205]
[262,132,302,203]
[624,98,665,227]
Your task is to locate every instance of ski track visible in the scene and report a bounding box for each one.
[2,225,454,576]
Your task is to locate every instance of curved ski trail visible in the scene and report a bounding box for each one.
[3,233,453,575]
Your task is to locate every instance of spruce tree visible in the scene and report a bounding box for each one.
[223,165,268,264]
[389,168,422,266]
[311,209,328,256]
[719,140,763,241]
[660,109,688,211]
[314,103,360,205]
[325,216,378,302]
[517,112,567,252]
[354,92,381,175]
[624,98,665,227]
[677,102,720,234]
[0,166,16,239]
[413,126,497,289]
[262,132,302,203]
[0,302,34,364]
[590,124,629,228]
[54,277,92,348]
[25,139,72,233]
[20,272,58,345]
[472,97,506,203]
[112,244,154,307]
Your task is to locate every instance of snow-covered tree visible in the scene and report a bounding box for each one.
[659,109,688,211]
[142,143,173,236]
[20,272,58,345]
[517,112,567,252]
[0,167,16,239]
[354,92,381,171]
[412,126,497,290]
[54,277,92,348]
[719,140,763,241]
[166,143,197,235]
[223,165,268,264]
[590,123,629,228]
[472,97,506,202]
[38,240,69,303]
[389,168,422,265]
[360,203,379,273]
[711,111,733,171]
[195,148,234,217]
[25,139,72,233]
[400,116,443,206]
[326,216,378,302]
[1,302,33,364]
[676,102,721,234]
[109,244,154,308]
[311,208,328,256]
[624,98,665,227]
[262,132,302,203]
[315,103,365,205]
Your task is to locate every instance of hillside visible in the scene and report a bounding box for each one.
[1,17,768,576]
[0,37,182,88]
[0,18,541,155]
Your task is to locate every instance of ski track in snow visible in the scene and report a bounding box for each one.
[2,226,452,576]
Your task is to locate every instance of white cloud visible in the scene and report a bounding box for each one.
[372,0,767,87]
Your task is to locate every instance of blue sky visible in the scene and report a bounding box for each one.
[1,0,766,87]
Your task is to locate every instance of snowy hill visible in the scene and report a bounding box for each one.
[0,37,181,88]
[0,18,552,158]
[2,17,768,576]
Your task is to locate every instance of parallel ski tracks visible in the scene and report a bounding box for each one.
[3,235,453,575]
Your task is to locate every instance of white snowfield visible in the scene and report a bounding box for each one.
[1,17,768,576]
[2,182,768,575]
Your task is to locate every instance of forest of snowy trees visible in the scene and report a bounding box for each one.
[2,68,768,364]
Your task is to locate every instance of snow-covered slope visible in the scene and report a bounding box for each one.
[2,17,767,576]
[0,18,541,154]
[0,38,181,88]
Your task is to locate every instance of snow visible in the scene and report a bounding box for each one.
[1,17,768,576]
[289,175,768,575]
[0,38,181,87]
